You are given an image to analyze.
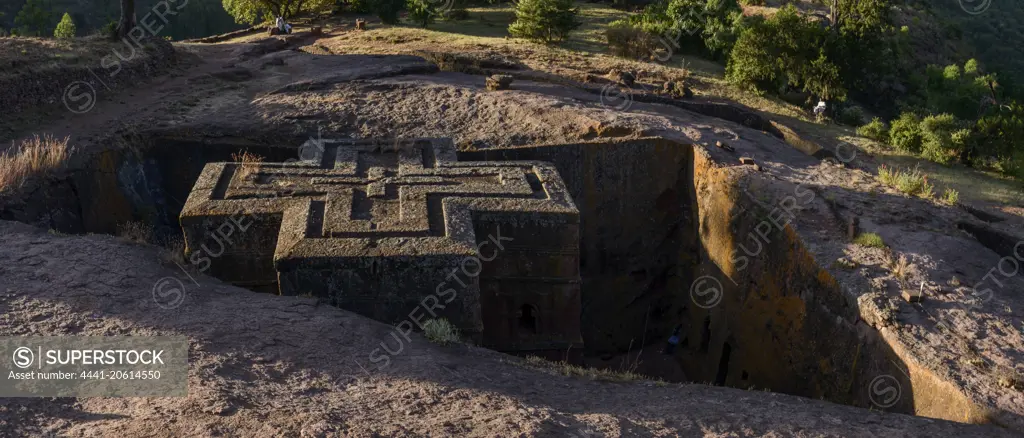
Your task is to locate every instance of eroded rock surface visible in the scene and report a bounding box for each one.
[0,220,1013,437]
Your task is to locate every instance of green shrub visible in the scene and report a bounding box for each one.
[994,151,1024,180]
[371,0,405,24]
[853,232,886,248]
[629,2,672,34]
[406,0,436,27]
[606,20,656,59]
[422,319,460,345]
[920,113,960,165]
[508,0,580,43]
[99,20,118,40]
[877,165,935,198]
[941,187,960,205]
[54,12,75,39]
[857,117,889,142]
[889,112,924,153]
[837,105,865,126]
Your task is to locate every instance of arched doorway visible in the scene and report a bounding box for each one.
[518,304,538,334]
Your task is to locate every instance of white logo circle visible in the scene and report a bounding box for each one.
[62,81,97,114]
[599,84,633,111]
[427,0,455,13]
[834,141,858,164]
[959,0,992,15]
[690,275,724,309]
[152,277,186,309]
[298,139,325,162]
[869,375,902,408]
[12,347,34,369]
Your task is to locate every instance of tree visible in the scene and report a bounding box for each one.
[975,101,1024,170]
[406,0,436,27]
[803,51,845,101]
[916,60,995,121]
[815,0,895,102]
[368,0,404,24]
[508,0,581,44]
[726,5,843,99]
[664,0,743,58]
[14,0,54,37]
[222,0,335,25]
[701,0,744,56]
[116,0,136,39]
[814,0,891,37]
[54,12,76,39]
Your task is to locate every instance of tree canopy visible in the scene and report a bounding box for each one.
[14,0,54,36]
[222,0,334,24]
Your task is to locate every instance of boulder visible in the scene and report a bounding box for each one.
[486,74,514,91]
[607,69,636,87]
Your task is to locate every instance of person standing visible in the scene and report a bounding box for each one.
[813,100,827,122]
[664,324,683,355]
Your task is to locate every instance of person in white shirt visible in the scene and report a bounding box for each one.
[813,100,827,122]
[275,16,291,34]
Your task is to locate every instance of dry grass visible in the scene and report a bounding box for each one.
[877,165,935,199]
[885,252,914,285]
[520,355,653,383]
[0,36,130,80]
[0,135,73,193]
[161,235,187,266]
[232,150,263,180]
[117,220,154,244]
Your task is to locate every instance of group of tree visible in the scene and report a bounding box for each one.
[857,59,1024,178]
[3,0,576,44]
[3,0,74,39]
[606,0,1022,179]
[2,0,243,41]
[608,0,896,104]
[508,0,579,43]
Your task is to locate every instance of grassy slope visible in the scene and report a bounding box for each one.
[0,36,123,80]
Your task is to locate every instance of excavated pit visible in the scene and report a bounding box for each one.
[0,133,985,422]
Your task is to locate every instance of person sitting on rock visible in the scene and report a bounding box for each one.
[276,16,292,34]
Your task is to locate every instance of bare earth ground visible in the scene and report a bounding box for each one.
[0,220,1013,437]
[1,15,1023,436]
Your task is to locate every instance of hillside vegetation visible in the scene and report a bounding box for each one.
[2,0,1021,200]
[1,0,243,40]
[600,0,1023,181]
